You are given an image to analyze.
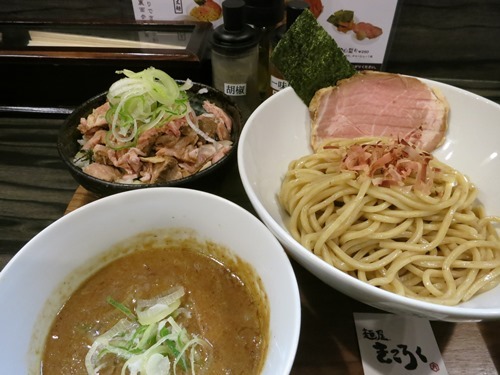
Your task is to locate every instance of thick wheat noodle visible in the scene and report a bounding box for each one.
[279,138,500,305]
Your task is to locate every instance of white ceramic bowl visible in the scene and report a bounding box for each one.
[0,188,301,374]
[238,81,500,322]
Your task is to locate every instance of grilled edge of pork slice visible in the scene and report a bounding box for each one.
[309,71,450,152]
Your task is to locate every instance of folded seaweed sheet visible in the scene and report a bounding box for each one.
[270,10,356,105]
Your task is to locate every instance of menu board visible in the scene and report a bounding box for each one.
[315,0,400,70]
[131,0,224,27]
[130,0,399,70]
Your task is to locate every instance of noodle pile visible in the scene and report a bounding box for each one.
[279,137,500,305]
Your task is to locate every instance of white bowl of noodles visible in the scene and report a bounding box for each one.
[238,82,500,322]
[0,188,300,374]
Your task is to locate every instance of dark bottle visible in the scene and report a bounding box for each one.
[243,0,285,102]
[211,0,260,122]
[269,0,309,96]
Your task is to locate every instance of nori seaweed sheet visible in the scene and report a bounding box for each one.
[270,10,356,105]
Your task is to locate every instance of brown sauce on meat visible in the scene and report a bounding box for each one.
[41,230,269,374]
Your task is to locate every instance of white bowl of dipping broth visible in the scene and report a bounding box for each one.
[0,187,301,374]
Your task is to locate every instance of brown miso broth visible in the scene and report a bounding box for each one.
[41,230,269,374]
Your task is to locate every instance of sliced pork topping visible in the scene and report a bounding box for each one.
[309,71,449,152]
[203,100,232,133]
[139,155,181,183]
[81,129,107,151]
[73,100,233,185]
[83,163,122,182]
[108,147,145,175]
[77,102,110,134]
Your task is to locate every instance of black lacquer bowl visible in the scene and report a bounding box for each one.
[58,81,242,196]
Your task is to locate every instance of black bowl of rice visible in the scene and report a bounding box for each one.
[58,74,242,197]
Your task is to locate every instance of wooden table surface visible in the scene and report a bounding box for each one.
[1,0,500,373]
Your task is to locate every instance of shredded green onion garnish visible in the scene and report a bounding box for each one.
[85,286,211,375]
[107,296,136,321]
[105,67,193,148]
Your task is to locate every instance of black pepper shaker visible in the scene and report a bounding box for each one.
[211,0,259,122]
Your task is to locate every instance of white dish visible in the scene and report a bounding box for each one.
[238,80,500,322]
[0,188,301,374]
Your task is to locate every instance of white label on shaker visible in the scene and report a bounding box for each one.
[354,313,448,375]
[270,75,289,93]
[223,83,247,96]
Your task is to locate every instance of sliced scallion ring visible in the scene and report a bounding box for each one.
[84,286,210,375]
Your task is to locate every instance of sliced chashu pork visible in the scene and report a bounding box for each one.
[309,71,449,152]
